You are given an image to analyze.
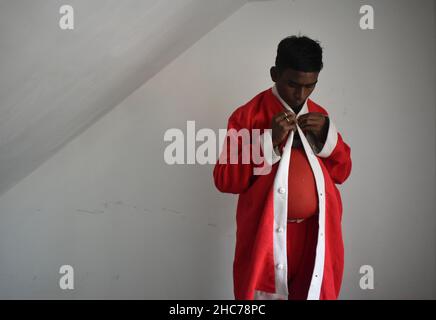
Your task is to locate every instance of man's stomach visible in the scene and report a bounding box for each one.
[288,147,319,219]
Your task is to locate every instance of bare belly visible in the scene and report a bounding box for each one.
[287,146,319,219]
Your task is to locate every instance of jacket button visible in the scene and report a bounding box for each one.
[276,263,284,270]
[278,187,286,194]
[276,227,284,233]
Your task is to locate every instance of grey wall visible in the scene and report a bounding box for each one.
[0,0,434,299]
[0,0,248,198]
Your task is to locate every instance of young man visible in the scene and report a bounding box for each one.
[213,36,352,300]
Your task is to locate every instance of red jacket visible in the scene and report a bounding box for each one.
[213,86,352,300]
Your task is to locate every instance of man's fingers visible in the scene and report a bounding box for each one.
[298,118,321,127]
[300,125,319,133]
[278,118,296,130]
[276,110,295,122]
[299,119,313,127]
[298,113,325,123]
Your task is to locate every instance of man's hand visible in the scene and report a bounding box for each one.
[271,110,297,147]
[297,112,329,144]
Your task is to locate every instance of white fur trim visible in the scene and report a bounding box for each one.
[254,290,287,300]
[260,130,281,165]
[270,84,327,300]
[316,118,338,158]
[297,124,326,300]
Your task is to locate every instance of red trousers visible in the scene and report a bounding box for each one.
[287,214,319,300]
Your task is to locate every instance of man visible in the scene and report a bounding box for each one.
[213,36,352,300]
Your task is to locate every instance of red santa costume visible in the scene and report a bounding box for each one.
[213,85,352,300]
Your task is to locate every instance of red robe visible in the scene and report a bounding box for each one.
[213,86,352,300]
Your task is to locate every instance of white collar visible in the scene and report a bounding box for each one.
[271,84,308,117]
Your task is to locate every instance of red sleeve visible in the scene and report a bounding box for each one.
[320,131,352,185]
[213,108,268,194]
[313,105,352,185]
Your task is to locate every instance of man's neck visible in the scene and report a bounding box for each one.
[291,103,304,115]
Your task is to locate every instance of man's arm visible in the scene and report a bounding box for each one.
[298,111,352,185]
[310,115,329,153]
[213,109,274,194]
[313,116,352,185]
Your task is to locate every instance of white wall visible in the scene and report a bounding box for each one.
[0,0,247,198]
[0,0,434,299]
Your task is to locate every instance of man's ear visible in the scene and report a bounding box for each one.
[270,66,278,83]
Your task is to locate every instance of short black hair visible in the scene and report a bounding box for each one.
[275,35,323,72]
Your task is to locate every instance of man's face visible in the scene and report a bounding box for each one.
[270,67,319,109]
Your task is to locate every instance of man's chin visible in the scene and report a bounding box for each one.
[291,101,304,108]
